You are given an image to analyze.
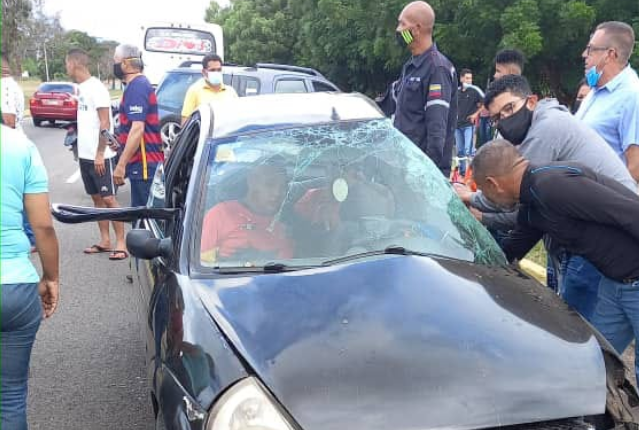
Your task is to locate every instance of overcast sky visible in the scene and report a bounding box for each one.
[44,0,229,45]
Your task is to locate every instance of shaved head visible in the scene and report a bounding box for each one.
[400,1,435,32]
[471,139,521,183]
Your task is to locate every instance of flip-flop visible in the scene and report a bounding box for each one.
[84,244,112,254]
[109,250,129,261]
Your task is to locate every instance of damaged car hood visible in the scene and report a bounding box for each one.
[196,255,606,430]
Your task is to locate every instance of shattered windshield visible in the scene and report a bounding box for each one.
[196,119,506,269]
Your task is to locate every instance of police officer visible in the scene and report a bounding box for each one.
[394,1,458,177]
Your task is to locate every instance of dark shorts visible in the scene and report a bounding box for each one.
[79,158,117,197]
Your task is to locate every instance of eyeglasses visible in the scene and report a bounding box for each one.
[489,98,527,127]
[584,44,610,56]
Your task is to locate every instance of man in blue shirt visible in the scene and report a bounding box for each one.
[576,21,639,183]
[393,1,458,177]
[1,125,60,429]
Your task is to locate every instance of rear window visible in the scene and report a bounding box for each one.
[38,83,75,93]
[156,73,201,111]
[145,28,216,55]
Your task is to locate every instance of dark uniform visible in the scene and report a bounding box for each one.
[393,44,458,177]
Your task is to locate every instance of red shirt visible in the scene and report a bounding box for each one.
[201,201,293,260]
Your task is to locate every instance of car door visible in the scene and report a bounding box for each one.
[137,116,202,380]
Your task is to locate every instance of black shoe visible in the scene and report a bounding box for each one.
[126,274,133,283]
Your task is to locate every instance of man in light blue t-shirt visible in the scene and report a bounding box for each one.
[576,21,639,184]
[1,125,60,429]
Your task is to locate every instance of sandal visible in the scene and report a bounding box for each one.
[109,250,129,261]
[84,244,112,254]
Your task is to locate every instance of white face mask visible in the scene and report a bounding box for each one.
[207,71,223,86]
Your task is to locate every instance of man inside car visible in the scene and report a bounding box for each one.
[200,162,293,264]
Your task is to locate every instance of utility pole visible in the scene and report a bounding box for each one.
[43,40,50,81]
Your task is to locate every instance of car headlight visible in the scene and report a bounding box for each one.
[206,377,295,430]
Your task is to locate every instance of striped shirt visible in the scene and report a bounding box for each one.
[118,75,164,180]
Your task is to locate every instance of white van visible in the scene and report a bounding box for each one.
[139,22,224,86]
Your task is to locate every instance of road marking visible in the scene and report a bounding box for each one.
[66,169,81,184]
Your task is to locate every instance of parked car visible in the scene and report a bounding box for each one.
[154,62,340,150]
[52,93,639,430]
[29,81,78,126]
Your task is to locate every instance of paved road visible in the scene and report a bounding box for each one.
[23,121,154,429]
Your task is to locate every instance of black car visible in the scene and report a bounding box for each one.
[155,63,340,150]
[53,93,639,430]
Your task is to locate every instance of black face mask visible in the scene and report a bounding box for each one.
[396,29,414,48]
[496,102,533,145]
[113,63,125,80]
[571,100,582,115]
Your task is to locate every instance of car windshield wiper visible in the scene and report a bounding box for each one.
[321,245,439,266]
[213,262,320,274]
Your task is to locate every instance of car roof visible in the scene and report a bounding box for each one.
[203,92,385,138]
[165,65,328,80]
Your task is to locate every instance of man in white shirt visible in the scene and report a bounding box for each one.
[1,53,25,130]
[66,48,127,260]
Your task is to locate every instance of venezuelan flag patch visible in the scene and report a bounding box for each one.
[429,84,442,97]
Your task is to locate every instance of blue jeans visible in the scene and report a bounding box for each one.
[130,178,153,207]
[591,276,639,382]
[477,117,492,147]
[1,283,43,430]
[455,126,474,176]
[559,255,602,322]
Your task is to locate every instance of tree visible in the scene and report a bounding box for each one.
[1,0,33,71]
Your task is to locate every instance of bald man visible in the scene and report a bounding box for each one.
[200,163,293,264]
[471,139,639,381]
[393,1,458,177]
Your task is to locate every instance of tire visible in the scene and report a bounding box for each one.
[33,117,42,127]
[48,119,56,126]
[159,114,182,156]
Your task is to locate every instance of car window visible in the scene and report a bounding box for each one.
[274,79,308,94]
[233,76,261,97]
[38,83,75,93]
[312,80,337,92]
[156,73,200,110]
[196,119,506,270]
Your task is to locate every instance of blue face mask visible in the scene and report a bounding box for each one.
[585,65,602,88]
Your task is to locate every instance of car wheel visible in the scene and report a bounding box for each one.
[160,115,182,156]
[112,112,120,131]
[33,117,42,127]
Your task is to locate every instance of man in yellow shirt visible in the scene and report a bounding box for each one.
[181,54,238,125]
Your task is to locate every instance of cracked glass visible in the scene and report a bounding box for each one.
[197,119,507,269]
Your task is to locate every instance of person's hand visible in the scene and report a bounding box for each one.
[453,182,473,205]
[113,163,126,186]
[469,206,483,222]
[94,153,106,176]
[39,278,59,319]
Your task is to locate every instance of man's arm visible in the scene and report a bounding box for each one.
[500,225,544,262]
[94,107,111,176]
[181,85,197,125]
[423,66,454,169]
[24,192,60,318]
[625,145,639,183]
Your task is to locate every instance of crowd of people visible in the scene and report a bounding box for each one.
[390,0,639,381]
[1,0,639,427]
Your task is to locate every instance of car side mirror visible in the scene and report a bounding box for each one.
[126,229,172,260]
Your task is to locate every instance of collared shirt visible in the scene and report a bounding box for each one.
[1,126,48,284]
[393,44,458,175]
[575,66,639,162]
[502,162,639,282]
[182,79,238,119]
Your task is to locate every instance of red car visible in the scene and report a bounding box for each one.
[29,82,78,126]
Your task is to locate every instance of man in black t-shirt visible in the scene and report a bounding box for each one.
[455,68,483,176]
